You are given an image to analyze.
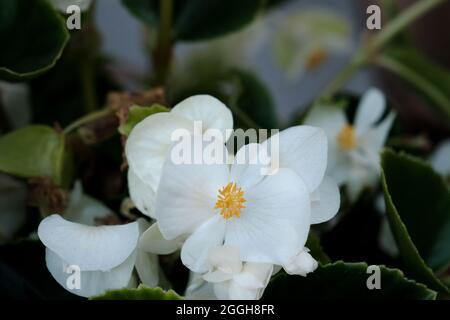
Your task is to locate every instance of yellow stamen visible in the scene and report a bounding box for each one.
[337,125,357,150]
[215,182,246,220]
[306,49,328,70]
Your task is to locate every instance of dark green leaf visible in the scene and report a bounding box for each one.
[0,125,65,182]
[90,285,182,300]
[381,149,450,293]
[0,0,69,81]
[380,47,450,122]
[228,69,278,129]
[121,0,264,41]
[263,261,436,300]
[118,104,169,136]
[306,232,331,265]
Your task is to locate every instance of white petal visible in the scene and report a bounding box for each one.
[45,248,135,298]
[264,126,328,192]
[127,169,156,218]
[304,104,347,139]
[135,219,159,287]
[360,111,395,152]
[213,282,232,300]
[233,262,273,290]
[38,215,139,271]
[228,282,260,300]
[139,223,183,255]
[155,140,229,240]
[185,272,217,300]
[208,245,242,275]
[354,88,386,134]
[203,270,235,283]
[64,181,112,226]
[225,168,311,265]
[346,164,379,202]
[181,216,226,273]
[171,95,233,141]
[310,176,340,224]
[430,139,450,177]
[230,143,268,190]
[125,112,193,191]
[283,248,318,276]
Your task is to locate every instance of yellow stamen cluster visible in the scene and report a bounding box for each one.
[215,182,246,220]
[337,125,357,150]
[306,49,328,70]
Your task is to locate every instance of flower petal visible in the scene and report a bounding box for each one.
[155,139,229,240]
[128,168,156,218]
[171,95,233,141]
[230,143,268,190]
[208,245,242,275]
[135,219,159,287]
[430,139,450,177]
[45,248,136,298]
[263,126,328,192]
[354,88,385,134]
[225,168,311,265]
[310,176,340,224]
[125,112,193,190]
[38,215,139,271]
[181,216,226,273]
[139,223,183,255]
[360,111,395,152]
[304,105,347,139]
[283,248,318,276]
[233,262,273,290]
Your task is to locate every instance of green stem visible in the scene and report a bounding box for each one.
[154,0,173,84]
[63,108,112,134]
[377,54,450,117]
[319,0,446,100]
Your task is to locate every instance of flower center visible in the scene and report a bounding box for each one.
[306,49,328,70]
[337,125,357,150]
[215,182,246,220]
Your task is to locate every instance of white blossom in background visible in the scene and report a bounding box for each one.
[430,139,450,183]
[49,0,92,12]
[305,88,395,202]
[0,81,31,129]
[272,9,352,80]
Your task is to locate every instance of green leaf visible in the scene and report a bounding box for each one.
[0,0,69,81]
[121,0,264,41]
[379,47,450,122]
[306,232,331,265]
[0,125,65,182]
[228,69,278,129]
[263,261,436,300]
[90,285,183,300]
[118,104,169,136]
[381,149,450,294]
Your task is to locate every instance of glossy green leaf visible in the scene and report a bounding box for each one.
[121,0,264,41]
[0,0,69,81]
[379,47,450,122]
[118,104,169,136]
[0,125,65,182]
[263,261,436,300]
[90,285,182,300]
[381,149,450,293]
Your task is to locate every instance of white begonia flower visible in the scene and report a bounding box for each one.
[202,245,273,300]
[49,0,92,12]
[38,214,159,298]
[304,88,395,202]
[272,9,352,80]
[152,136,313,274]
[126,95,233,219]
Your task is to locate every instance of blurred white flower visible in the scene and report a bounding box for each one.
[126,95,233,218]
[49,0,92,12]
[0,81,31,129]
[272,9,352,80]
[305,88,395,201]
[430,139,450,182]
[202,245,273,300]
